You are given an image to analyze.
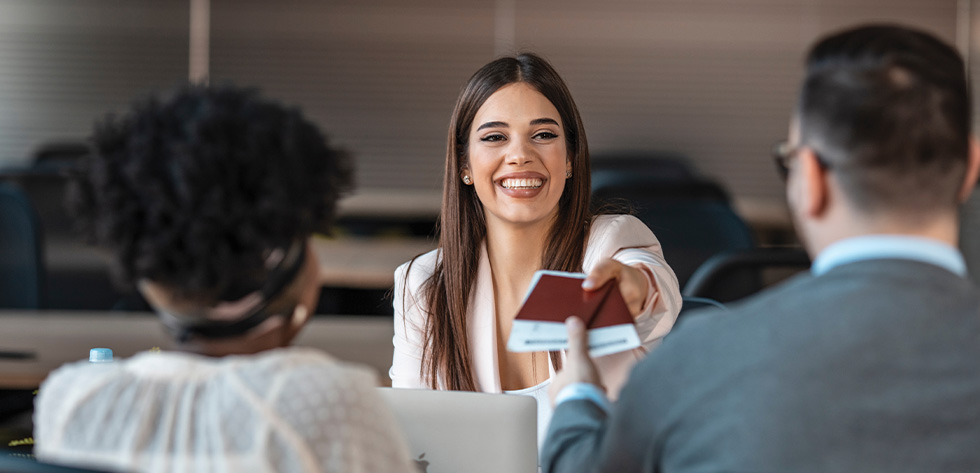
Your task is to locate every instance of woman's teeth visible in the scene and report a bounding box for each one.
[500,178,543,189]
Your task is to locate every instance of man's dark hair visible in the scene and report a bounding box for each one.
[798,24,971,215]
[69,84,353,302]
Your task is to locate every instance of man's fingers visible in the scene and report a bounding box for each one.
[583,259,623,290]
[565,316,589,358]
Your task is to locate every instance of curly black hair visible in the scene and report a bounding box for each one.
[68,84,353,301]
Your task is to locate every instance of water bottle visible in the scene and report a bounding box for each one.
[89,348,113,363]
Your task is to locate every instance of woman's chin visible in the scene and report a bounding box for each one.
[488,206,561,229]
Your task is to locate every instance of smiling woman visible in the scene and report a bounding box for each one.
[389,53,682,446]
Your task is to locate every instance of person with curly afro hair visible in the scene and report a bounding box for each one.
[33,84,417,473]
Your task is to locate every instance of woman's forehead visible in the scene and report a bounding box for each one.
[472,83,561,129]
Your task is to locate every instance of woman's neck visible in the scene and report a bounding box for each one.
[485,219,551,299]
[485,218,555,391]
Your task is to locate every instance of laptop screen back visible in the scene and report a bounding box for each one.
[377,388,537,473]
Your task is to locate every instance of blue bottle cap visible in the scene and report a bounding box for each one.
[89,348,113,363]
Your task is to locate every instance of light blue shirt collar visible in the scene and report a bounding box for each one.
[811,235,967,277]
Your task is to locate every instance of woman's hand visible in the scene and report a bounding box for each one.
[582,258,650,316]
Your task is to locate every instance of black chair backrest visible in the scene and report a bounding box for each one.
[592,152,698,192]
[593,180,755,290]
[680,296,726,314]
[683,247,811,303]
[674,296,727,329]
[0,182,45,309]
[0,172,73,238]
[31,141,88,174]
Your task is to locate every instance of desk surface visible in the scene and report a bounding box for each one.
[0,311,395,390]
[313,237,434,289]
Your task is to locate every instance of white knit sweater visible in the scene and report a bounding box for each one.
[35,347,415,473]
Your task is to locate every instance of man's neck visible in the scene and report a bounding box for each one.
[806,211,959,256]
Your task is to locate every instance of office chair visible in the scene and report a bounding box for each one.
[30,141,88,175]
[593,179,755,289]
[591,152,698,194]
[672,296,727,330]
[680,296,726,314]
[0,183,45,309]
[683,247,811,303]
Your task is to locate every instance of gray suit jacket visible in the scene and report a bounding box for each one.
[542,259,980,473]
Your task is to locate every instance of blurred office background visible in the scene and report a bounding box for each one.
[1,1,978,450]
[0,0,978,313]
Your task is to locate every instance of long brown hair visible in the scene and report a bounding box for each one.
[411,53,594,390]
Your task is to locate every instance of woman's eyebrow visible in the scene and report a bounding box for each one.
[530,118,559,126]
[476,121,507,131]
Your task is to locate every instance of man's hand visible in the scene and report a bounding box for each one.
[549,316,604,405]
[582,259,650,316]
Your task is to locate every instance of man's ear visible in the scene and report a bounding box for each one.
[799,148,830,218]
[956,136,980,203]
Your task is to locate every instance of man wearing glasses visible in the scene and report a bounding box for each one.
[543,24,980,472]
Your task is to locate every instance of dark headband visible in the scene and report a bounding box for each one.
[158,241,308,343]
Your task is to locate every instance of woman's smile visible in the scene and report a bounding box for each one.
[495,171,548,198]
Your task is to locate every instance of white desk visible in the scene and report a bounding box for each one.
[0,311,395,390]
[312,237,434,289]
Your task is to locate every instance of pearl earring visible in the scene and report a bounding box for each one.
[463,175,472,185]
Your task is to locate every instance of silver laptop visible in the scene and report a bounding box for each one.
[378,388,538,473]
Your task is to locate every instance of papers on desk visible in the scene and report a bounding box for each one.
[506,270,641,357]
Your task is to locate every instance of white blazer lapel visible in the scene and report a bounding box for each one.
[469,242,502,393]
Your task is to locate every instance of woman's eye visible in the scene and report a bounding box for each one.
[480,134,506,142]
[534,131,559,140]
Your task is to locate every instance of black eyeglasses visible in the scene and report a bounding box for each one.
[772,140,832,181]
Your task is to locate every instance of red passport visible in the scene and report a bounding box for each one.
[506,270,641,357]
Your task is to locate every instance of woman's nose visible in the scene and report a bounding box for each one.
[505,139,535,166]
